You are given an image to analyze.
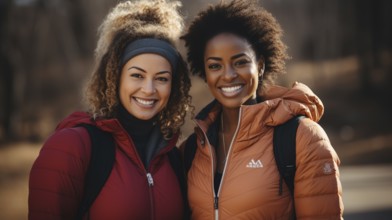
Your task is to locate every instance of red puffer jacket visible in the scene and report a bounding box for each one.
[28,112,184,220]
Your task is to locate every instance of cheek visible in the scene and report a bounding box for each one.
[206,79,216,95]
[118,79,134,104]
[161,83,172,103]
[119,78,130,92]
[205,74,216,88]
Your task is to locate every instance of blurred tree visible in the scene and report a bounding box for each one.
[0,0,14,143]
[354,0,392,94]
[67,0,91,56]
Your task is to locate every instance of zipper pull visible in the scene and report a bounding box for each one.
[146,173,154,187]
[214,196,219,210]
[214,196,219,219]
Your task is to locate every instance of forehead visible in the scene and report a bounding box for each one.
[204,33,253,56]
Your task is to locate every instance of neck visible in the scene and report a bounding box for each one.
[221,107,239,134]
[220,97,257,133]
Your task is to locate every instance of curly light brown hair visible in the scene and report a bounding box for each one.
[85,0,192,139]
[181,0,289,86]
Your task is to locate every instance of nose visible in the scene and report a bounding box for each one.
[223,65,237,81]
[140,79,156,95]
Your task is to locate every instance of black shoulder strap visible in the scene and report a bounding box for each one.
[75,124,116,220]
[273,115,304,196]
[167,147,190,220]
[183,133,198,174]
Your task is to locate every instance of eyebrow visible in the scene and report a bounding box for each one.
[205,53,248,62]
[128,66,171,75]
[128,66,146,72]
[156,71,172,75]
[231,53,247,60]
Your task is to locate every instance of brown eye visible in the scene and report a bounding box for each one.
[234,59,250,67]
[208,63,221,70]
[130,73,143,78]
[156,77,169,82]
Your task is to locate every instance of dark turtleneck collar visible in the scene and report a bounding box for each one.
[116,104,157,136]
[116,105,159,166]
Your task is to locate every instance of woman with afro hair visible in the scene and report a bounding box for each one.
[181,0,343,219]
[28,1,191,219]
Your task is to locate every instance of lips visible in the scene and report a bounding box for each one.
[134,97,156,107]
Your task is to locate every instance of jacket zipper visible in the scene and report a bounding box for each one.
[145,144,177,220]
[146,171,155,220]
[216,108,242,220]
[146,150,174,220]
[194,108,243,220]
[194,120,219,220]
[123,129,156,220]
[135,146,155,220]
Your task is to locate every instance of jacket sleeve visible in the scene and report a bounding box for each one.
[294,118,344,220]
[28,127,91,220]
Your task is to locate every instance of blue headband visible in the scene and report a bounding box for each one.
[120,38,179,73]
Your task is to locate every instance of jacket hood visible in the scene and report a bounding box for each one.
[56,111,96,130]
[56,111,134,135]
[55,112,126,144]
[195,82,324,130]
[257,81,324,126]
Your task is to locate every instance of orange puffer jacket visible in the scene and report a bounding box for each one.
[185,82,344,220]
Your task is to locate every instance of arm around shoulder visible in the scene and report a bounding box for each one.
[294,118,344,219]
[28,127,91,220]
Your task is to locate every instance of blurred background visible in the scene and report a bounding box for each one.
[1,0,391,219]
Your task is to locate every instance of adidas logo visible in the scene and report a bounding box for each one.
[246,159,263,168]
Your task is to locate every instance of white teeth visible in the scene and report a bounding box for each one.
[221,85,242,93]
[135,98,154,105]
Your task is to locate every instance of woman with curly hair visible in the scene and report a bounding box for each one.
[181,0,343,219]
[28,1,191,219]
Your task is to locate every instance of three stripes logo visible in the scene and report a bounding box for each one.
[246,159,263,168]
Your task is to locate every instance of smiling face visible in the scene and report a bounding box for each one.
[204,33,262,109]
[119,53,172,120]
